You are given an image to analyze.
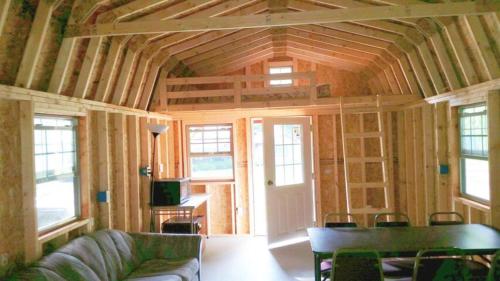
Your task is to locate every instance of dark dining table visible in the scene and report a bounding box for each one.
[307,224,500,281]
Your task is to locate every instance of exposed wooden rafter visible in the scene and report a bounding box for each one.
[65,2,499,37]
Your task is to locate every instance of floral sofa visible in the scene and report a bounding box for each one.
[9,229,202,281]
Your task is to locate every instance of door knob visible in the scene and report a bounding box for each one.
[267,180,274,186]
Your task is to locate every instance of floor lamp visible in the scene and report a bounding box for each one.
[148,123,169,232]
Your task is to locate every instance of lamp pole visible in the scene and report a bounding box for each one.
[147,124,168,232]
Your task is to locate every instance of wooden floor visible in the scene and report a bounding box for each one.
[202,236,314,281]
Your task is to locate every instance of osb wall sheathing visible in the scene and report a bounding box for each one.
[296,58,373,97]
[206,184,233,234]
[0,0,38,85]
[0,99,24,276]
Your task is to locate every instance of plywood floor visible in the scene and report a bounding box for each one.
[201,236,314,281]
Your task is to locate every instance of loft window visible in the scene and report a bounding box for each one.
[269,66,293,86]
[187,124,234,181]
[459,104,489,202]
[34,115,80,232]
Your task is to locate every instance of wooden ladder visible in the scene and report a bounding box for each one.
[340,96,393,226]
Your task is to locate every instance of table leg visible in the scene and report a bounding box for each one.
[314,253,321,281]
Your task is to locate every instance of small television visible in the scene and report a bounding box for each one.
[151,178,190,206]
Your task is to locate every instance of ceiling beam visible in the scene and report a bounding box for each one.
[65,2,499,37]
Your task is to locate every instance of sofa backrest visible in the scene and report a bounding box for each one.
[37,252,101,281]
[7,229,140,281]
[90,230,140,280]
[57,236,110,281]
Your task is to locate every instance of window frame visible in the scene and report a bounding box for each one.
[186,123,235,182]
[458,103,489,204]
[269,65,293,87]
[34,114,81,234]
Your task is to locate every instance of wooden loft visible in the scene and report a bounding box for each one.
[159,72,421,111]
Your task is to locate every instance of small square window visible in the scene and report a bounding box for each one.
[269,66,292,86]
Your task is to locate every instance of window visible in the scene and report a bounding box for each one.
[459,104,489,202]
[34,116,80,232]
[188,124,234,181]
[269,66,293,86]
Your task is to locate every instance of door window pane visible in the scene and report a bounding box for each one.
[274,124,304,187]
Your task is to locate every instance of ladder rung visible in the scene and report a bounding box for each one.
[344,132,383,138]
[349,182,388,188]
[346,157,384,163]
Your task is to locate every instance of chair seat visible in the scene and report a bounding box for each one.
[382,258,415,278]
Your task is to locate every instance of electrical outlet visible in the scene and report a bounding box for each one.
[0,254,8,267]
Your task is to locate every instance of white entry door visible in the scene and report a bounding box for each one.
[263,117,314,245]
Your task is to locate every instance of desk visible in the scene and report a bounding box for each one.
[151,193,210,233]
[307,224,500,281]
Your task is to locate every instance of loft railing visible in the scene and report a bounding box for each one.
[159,72,318,110]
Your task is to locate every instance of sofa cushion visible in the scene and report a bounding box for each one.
[125,258,199,281]
[7,267,65,281]
[58,236,110,281]
[91,230,140,280]
[37,252,101,281]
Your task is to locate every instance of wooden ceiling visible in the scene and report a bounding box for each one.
[1,0,499,111]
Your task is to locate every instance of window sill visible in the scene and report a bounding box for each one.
[38,218,90,244]
[455,197,490,212]
[191,180,235,185]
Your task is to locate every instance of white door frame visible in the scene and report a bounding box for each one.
[248,116,316,243]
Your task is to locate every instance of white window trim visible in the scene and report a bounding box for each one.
[34,114,81,234]
[186,123,235,182]
[458,103,490,204]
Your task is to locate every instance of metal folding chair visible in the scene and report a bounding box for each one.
[413,247,471,281]
[429,211,465,226]
[321,213,358,281]
[331,249,384,281]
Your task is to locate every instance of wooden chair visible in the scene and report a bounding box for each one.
[321,213,357,281]
[487,250,500,281]
[330,249,384,281]
[374,212,414,279]
[413,248,471,281]
[374,212,411,227]
[429,211,465,226]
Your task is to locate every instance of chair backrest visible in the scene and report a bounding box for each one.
[331,249,384,281]
[324,213,357,228]
[413,248,471,281]
[374,212,411,227]
[428,212,465,226]
[488,250,500,281]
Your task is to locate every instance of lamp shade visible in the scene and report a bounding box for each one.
[147,124,169,135]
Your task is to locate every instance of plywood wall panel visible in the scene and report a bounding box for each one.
[0,99,24,275]
[206,184,233,235]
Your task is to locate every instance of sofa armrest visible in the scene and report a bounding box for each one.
[129,233,202,263]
